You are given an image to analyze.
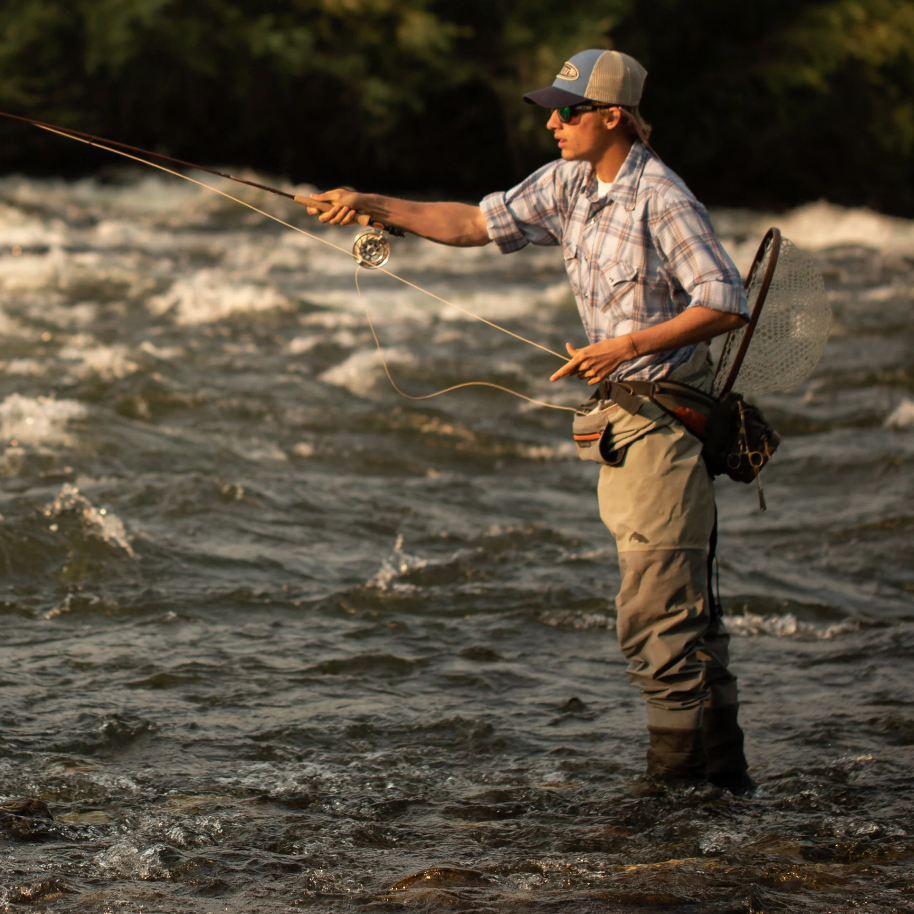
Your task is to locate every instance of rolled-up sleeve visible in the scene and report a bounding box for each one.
[480,161,564,253]
[652,198,749,318]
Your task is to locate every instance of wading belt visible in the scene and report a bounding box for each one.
[593,378,780,509]
[595,378,714,437]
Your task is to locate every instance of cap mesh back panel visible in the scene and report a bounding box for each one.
[713,238,831,396]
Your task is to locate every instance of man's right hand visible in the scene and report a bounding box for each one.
[304,189,370,226]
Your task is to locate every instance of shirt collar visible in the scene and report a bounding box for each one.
[583,141,649,211]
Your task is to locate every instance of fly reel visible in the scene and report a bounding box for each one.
[352,228,391,269]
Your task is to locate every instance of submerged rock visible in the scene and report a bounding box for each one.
[0,798,55,841]
[95,842,183,880]
[390,866,492,892]
[1,878,68,904]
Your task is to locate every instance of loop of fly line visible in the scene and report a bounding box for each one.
[353,269,578,412]
[31,122,578,413]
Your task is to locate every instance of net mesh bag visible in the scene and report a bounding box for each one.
[713,237,831,397]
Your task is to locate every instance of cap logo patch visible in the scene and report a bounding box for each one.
[557,62,579,81]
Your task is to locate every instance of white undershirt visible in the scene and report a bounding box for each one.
[515,178,613,244]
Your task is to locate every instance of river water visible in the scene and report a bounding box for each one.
[0,171,912,913]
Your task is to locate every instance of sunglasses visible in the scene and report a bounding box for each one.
[556,103,613,123]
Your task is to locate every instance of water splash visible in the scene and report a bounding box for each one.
[725,610,860,639]
[43,483,134,557]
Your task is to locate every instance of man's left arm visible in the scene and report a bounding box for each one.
[552,199,748,384]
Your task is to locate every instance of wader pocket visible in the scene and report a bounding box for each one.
[572,402,626,465]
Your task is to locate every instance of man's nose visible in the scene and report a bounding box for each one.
[546,110,561,130]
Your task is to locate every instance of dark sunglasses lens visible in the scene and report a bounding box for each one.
[558,106,572,123]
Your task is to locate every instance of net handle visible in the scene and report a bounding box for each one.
[715,226,782,397]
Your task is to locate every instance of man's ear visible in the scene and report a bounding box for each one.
[603,108,623,130]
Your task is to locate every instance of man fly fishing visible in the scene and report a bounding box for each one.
[306,49,752,792]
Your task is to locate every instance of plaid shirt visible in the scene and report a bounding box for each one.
[480,141,748,381]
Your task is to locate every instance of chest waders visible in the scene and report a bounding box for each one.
[583,229,829,791]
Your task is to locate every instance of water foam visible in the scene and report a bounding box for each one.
[0,394,87,447]
[58,338,138,381]
[0,308,30,339]
[516,442,577,461]
[319,347,415,396]
[288,330,359,354]
[138,340,183,361]
[438,281,570,323]
[230,440,289,463]
[95,842,177,880]
[44,483,134,557]
[147,269,290,325]
[39,302,100,330]
[538,609,616,630]
[713,200,914,276]
[0,197,66,248]
[725,611,859,639]
[0,358,45,377]
[774,201,914,253]
[301,311,364,329]
[0,248,64,293]
[885,399,914,430]
[367,533,429,592]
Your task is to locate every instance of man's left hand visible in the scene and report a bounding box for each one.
[550,337,635,384]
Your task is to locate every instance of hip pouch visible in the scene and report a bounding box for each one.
[645,382,781,484]
[572,401,627,466]
[697,392,781,483]
[579,379,780,490]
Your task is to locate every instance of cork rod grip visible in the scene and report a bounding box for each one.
[294,195,374,227]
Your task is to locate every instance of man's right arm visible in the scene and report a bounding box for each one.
[305,190,490,248]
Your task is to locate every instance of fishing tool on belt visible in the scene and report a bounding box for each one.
[573,228,832,509]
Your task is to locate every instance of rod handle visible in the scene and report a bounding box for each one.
[294,195,374,227]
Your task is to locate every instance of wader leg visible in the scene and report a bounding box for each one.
[597,400,750,786]
[615,548,710,781]
[703,704,750,791]
[701,614,750,790]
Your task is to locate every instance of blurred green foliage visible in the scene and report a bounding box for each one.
[1,0,913,212]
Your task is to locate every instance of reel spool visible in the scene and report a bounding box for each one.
[352,228,391,269]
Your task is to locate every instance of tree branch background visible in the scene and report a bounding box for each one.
[1,0,913,213]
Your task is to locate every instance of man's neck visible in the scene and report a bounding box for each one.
[593,136,635,183]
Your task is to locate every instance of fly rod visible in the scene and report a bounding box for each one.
[0,109,404,237]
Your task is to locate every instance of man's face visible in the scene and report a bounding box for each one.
[546,106,619,164]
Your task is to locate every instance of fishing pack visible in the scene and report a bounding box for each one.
[572,379,780,507]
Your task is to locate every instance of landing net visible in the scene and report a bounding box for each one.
[713,231,831,397]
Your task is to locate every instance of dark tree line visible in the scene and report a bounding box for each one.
[1,0,913,213]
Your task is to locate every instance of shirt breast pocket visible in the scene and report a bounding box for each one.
[597,259,638,319]
[563,246,583,301]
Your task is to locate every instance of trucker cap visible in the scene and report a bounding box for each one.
[524,49,647,109]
